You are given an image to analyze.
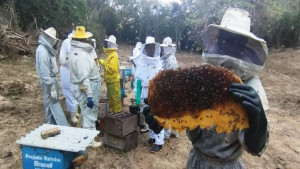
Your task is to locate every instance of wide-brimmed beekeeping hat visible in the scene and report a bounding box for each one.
[41,27,58,40]
[207,8,268,57]
[160,37,176,47]
[145,36,156,44]
[105,35,118,47]
[72,26,93,39]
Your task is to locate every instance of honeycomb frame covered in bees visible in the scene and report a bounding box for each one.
[148,64,249,133]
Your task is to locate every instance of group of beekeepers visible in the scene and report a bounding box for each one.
[36,26,121,148]
[36,7,270,169]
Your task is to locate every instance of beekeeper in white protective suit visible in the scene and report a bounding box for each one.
[160,37,179,70]
[59,31,80,124]
[185,8,270,168]
[69,26,101,148]
[129,42,143,81]
[36,27,60,124]
[160,37,180,139]
[135,36,164,153]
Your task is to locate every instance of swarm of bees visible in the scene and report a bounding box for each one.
[148,64,249,133]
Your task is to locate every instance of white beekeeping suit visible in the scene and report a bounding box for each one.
[36,27,60,124]
[160,37,179,139]
[59,31,79,124]
[129,42,143,80]
[129,42,142,91]
[135,40,162,101]
[160,37,179,70]
[68,27,101,133]
[135,36,164,152]
[69,40,100,129]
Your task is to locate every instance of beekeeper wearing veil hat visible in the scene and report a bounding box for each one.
[36,27,60,124]
[160,37,178,70]
[135,36,165,153]
[99,35,122,113]
[129,42,143,80]
[187,7,270,168]
[69,26,101,148]
[142,8,270,167]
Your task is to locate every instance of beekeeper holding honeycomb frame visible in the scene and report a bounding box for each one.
[143,8,269,168]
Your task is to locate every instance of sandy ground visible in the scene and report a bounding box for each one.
[0,45,299,169]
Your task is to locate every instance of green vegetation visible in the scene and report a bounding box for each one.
[3,0,300,51]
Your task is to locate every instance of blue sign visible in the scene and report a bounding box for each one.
[22,146,75,169]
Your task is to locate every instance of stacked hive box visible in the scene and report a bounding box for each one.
[103,112,138,152]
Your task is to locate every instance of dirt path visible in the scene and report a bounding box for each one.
[0,46,299,169]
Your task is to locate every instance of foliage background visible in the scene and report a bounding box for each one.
[1,0,299,53]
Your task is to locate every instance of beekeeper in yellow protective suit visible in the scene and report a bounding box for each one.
[99,35,122,113]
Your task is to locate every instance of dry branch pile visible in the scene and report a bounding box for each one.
[0,0,37,56]
[0,27,36,55]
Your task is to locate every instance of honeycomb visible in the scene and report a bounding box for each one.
[148,64,249,133]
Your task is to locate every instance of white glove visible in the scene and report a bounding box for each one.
[50,85,58,100]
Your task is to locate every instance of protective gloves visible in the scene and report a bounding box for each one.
[129,103,142,127]
[87,97,94,109]
[229,83,268,154]
[50,85,58,101]
[144,98,148,105]
[143,98,163,134]
[99,59,106,65]
[129,104,140,115]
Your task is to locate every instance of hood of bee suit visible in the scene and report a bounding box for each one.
[38,34,58,56]
[70,40,97,59]
[135,42,142,49]
[140,43,161,65]
[141,43,161,58]
[130,42,143,61]
[202,53,263,81]
[161,46,176,60]
[63,32,75,54]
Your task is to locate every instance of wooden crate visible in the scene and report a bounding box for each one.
[103,131,138,152]
[104,112,137,137]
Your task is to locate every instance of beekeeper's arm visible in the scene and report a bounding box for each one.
[229,83,269,156]
[38,48,54,86]
[143,101,164,134]
[99,54,119,74]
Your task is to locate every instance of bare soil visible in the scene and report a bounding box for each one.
[0,45,299,169]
